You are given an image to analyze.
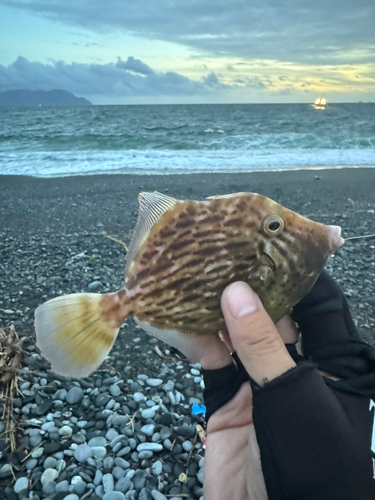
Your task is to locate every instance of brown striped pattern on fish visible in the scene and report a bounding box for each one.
[103,193,333,335]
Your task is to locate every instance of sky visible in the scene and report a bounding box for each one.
[0,0,374,104]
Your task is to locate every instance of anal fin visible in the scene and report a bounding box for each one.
[135,318,207,363]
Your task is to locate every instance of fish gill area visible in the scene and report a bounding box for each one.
[0,169,374,500]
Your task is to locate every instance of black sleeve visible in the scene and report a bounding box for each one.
[251,363,375,500]
[292,269,375,399]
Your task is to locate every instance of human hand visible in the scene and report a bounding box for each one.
[202,279,375,500]
[203,282,297,500]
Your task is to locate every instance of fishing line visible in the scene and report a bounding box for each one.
[345,234,375,241]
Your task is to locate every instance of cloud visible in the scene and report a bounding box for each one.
[0,56,237,100]
[116,56,154,76]
[1,0,374,65]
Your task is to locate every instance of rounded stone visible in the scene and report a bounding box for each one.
[103,492,126,500]
[44,457,57,469]
[141,424,155,437]
[91,446,107,458]
[25,458,38,470]
[151,461,163,476]
[74,443,93,462]
[182,441,193,452]
[88,436,107,447]
[41,468,58,485]
[114,458,130,469]
[14,477,28,493]
[42,481,56,496]
[137,443,162,453]
[88,280,103,291]
[114,476,132,493]
[62,495,79,500]
[55,480,69,492]
[110,385,121,397]
[151,490,167,500]
[103,473,115,492]
[59,425,73,437]
[146,379,163,387]
[66,387,84,404]
[133,392,145,403]
[141,408,155,419]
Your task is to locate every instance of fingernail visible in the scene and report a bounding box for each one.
[225,282,258,318]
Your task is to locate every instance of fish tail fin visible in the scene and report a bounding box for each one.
[35,293,123,378]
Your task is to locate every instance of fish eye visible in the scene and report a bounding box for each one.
[262,215,284,236]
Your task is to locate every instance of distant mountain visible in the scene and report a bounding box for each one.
[0,89,92,106]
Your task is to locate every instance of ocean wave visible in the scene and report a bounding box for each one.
[1,148,374,177]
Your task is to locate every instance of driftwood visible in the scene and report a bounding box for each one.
[0,326,25,451]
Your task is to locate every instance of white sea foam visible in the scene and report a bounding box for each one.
[1,148,374,177]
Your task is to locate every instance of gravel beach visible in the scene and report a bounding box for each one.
[0,168,375,500]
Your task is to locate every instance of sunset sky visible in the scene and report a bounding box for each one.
[0,0,374,104]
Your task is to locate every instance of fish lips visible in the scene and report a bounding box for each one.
[327,225,345,253]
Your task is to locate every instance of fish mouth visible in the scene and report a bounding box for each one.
[263,252,276,271]
[327,225,345,253]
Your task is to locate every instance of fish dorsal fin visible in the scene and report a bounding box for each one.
[206,192,249,200]
[125,191,178,277]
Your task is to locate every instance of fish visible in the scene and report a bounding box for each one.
[35,191,344,378]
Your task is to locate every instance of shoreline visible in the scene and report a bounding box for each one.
[1,164,375,179]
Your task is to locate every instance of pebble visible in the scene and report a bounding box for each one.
[110,384,121,396]
[59,425,73,437]
[66,387,84,404]
[146,378,163,387]
[114,458,130,469]
[103,473,115,492]
[72,477,86,495]
[25,458,38,470]
[133,392,145,403]
[176,425,195,438]
[133,470,147,490]
[91,446,107,458]
[88,436,107,447]
[14,477,28,493]
[114,477,133,493]
[44,457,57,469]
[141,424,155,437]
[163,380,174,391]
[41,468,59,485]
[151,491,168,500]
[93,470,103,486]
[88,280,103,291]
[74,443,93,462]
[42,481,56,496]
[141,408,156,419]
[182,440,193,452]
[62,495,79,500]
[113,466,126,480]
[31,447,44,458]
[103,492,126,500]
[53,388,67,401]
[137,443,163,453]
[55,480,69,492]
[151,460,163,476]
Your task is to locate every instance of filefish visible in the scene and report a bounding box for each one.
[35,191,344,377]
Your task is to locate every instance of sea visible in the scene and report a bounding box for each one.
[0,103,374,177]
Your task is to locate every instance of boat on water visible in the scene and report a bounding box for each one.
[311,98,327,109]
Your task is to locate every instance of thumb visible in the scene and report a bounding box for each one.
[221,281,296,386]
